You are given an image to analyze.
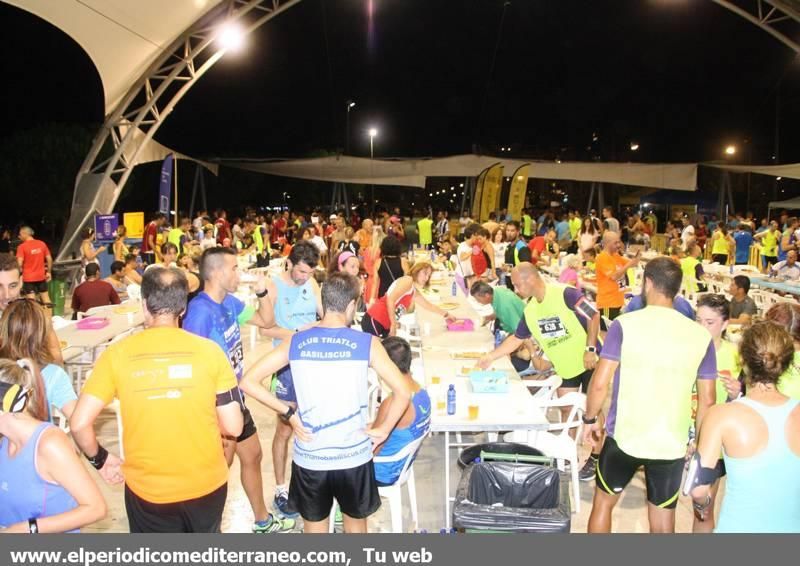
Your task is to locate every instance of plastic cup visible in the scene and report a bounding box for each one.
[468,404,479,420]
[436,398,447,415]
[431,376,441,385]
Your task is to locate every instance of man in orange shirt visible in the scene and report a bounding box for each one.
[596,231,640,320]
[70,267,244,533]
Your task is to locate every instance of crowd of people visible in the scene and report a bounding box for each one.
[1,201,799,534]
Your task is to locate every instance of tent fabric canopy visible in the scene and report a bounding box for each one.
[222,155,700,191]
[5,0,226,116]
[705,162,800,181]
[768,196,800,209]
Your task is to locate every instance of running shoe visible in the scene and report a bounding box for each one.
[578,456,597,482]
[252,514,296,533]
[273,493,300,519]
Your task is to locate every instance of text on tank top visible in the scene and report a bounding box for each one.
[273,276,318,346]
[288,327,373,471]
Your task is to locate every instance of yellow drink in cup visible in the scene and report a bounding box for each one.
[437,398,447,414]
[468,404,479,420]
[431,376,441,385]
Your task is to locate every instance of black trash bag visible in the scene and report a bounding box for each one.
[453,462,571,533]
[458,442,544,469]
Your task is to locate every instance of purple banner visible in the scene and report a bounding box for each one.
[94,214,119,241]
[159,154,173,216]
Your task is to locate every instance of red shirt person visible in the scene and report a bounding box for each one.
[141,212,166,264]
[16,226,53,303]
[71,264,120,318]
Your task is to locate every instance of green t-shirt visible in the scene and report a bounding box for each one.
[761,230,779,256]
[491,287,525,333]
[569,217,581,239]
[167,228,184,252]
[418,218,434,246]
[522,215,533,237]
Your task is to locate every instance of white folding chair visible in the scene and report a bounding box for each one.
[505,392,586,513]
[375,434,426,532]
[367,368,383,422]
[523,374,563,401]
[329,434,426,533]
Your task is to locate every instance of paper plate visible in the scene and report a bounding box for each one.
[449,351,485,360]
[439,302,459,310]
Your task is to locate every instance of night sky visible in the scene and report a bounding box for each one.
[2,0,800,219]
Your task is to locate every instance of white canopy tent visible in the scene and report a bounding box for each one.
[223,155,700,191]
[769,196,800,210]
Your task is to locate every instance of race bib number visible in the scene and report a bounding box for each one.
[538,316,567,338]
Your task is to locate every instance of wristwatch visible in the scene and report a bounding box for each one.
[280,405,296,422]
[582,414,598,425]
[585,346,597,353]
[255,288,269,299]
[28,518,39,534]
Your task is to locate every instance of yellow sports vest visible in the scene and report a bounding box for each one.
[613,307,713,460]
[711,233,729,256]
[522,215,533,237]
[523,283,587,379]
[680,256,701,294]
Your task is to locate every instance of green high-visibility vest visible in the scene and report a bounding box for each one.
[680,256,700,294]
[523,283,587,379]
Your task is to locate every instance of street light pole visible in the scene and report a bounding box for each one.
[369,127,377,215]
[345,100,355,154]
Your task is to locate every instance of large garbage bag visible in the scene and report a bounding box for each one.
[458,442,544,469]
[452,462,571,533]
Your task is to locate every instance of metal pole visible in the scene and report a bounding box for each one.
[346,105,351,155]
[173,154,179,228]
[370,136,375,215]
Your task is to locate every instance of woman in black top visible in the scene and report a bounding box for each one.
[371,236,409,303]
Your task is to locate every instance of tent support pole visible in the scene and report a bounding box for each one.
[586,183,596,217]
[189,163,201,219]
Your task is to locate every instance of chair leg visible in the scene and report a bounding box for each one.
[329,500,337,533]
[407,470,419,531]
[571,455,580,514]
[391,488,404,533]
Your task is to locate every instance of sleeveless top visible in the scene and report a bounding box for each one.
[0,423,78,532]
[377,256,403,298]
[717,397,800,533]
[374,389,431,485]
[186,271,204,303]
[273,275,318,346]
[711,232,729,256]
[288,327,373,471]
[367,278,415,329]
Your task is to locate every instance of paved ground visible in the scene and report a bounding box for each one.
[81,330,722,533]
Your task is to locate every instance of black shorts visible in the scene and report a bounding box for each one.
[22,280,48,294]
[601,307,622,321]
[712,254,728,265]
[124,483,227,533]
[237,403,257,443]
[289,461,380,522]
[142,252,156,266]
[361,312,389,338]
[561,368,593,391]
[596,437,683,509]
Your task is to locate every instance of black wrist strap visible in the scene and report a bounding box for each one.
[256,289,268,298]
[28,518,39,533]
[86,444,109,470]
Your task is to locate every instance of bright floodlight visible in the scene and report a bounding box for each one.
[369,127,378,138]
[630,143,640,151]
[218,22,245,52]
[725,145,737,156]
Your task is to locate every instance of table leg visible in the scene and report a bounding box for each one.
[444,431,451,530]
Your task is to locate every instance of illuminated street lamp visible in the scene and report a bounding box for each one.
[630,142,640,151]
[725,145,737,156]
[217,22,245,52]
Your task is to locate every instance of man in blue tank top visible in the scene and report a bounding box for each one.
[241,272,412,533]
[258,241,323,518]
[372,337,431,486]
[183,247,294,533]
